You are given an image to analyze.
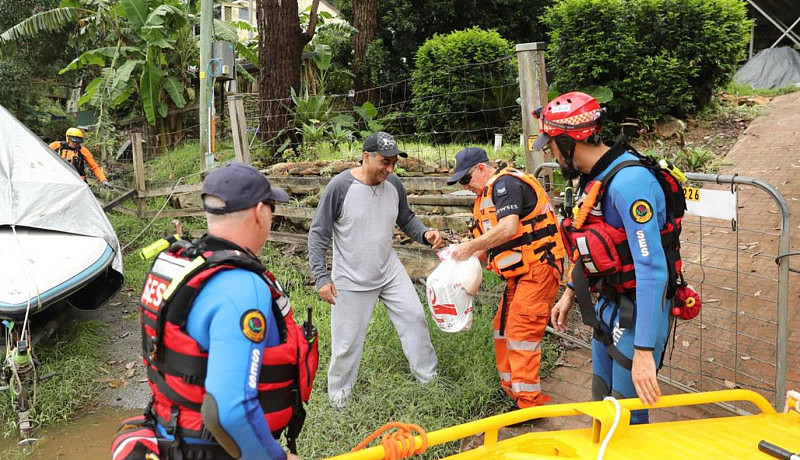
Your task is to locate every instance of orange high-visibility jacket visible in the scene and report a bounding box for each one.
[472,167,565,279]
[49,141,107,182]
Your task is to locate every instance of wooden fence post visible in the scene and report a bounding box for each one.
[131,132,147,218]
[228,94,251,165]
[516,42,548,174]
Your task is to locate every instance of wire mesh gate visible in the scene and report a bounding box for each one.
[535,163,791,410]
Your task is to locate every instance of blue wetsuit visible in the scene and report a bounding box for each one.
[155,238,286,460]
[579,143,671,424]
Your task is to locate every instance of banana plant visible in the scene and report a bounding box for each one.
[1,0,207,143]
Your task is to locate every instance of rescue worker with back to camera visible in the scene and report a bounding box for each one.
[49,127,112,187]
[113,163,319,460]
[544,92,686,424]
[448,145,566,413]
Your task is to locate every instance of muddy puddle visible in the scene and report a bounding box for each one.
[1,406,139,459]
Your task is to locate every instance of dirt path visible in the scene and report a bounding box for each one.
[83,289,150,410]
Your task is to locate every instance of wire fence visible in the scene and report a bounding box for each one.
[112,52,523,176]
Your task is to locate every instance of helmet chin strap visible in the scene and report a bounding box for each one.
[555,134,581,180]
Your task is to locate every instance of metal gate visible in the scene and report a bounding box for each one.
[536,163,791,410]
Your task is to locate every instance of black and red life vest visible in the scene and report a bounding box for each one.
[560,151,686,328]
[138,237,318,451]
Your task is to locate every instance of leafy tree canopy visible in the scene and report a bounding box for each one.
[332,0,552,82]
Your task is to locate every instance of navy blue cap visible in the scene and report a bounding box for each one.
[202,162,289,214]
[362,131,407,158]
[447,147,490,185]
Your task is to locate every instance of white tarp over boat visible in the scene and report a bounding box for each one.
[0,104,123,314]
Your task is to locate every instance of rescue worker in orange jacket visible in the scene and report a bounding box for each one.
[49,127,112,187]
[449,147,565,410]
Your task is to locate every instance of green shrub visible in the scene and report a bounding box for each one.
[412,27,517,143]
[544,0,752,126]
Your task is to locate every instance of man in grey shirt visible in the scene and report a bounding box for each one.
[308,131,442,408]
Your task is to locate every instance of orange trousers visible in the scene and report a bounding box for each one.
[493,262,560,408]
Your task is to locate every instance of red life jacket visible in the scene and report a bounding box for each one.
[138,238,318,448]
[560,155,686,328]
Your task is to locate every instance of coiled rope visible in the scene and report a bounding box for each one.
[351,422,428,460]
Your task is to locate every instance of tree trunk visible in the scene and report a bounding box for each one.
[352,0,377,105]
[257,0,314,157]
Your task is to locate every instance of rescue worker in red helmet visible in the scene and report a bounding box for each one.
[543,92,672,424]
[449,146,565,412]
[49,127,112,187]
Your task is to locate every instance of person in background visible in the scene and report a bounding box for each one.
[49,127,112,187]
[308,131,442,409]
[449,146,565,412]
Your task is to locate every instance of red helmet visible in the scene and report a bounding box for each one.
[532,92,605,150]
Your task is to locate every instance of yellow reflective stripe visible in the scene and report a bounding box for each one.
[162,256,206,301]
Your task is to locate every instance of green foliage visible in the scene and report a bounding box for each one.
[1,321,108,438]
[412,27,516,143]
[333,0,550,92]
[0,0,72,136]
[724,81,800,98]
[544,0,752,126]
[674,146,721,173]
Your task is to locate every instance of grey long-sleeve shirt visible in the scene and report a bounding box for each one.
[308,170,430,291]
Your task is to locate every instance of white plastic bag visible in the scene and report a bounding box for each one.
[425,245,483,333]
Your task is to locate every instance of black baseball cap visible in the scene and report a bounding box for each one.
[447,147,490,185]
[362,131,407,158]
[202,162,289,214]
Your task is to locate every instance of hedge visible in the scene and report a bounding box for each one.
[544,0,752,125]
[411,27,517,143]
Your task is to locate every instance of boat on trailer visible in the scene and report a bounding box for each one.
[0,104,123,442]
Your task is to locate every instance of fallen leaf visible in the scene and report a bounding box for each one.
[125,369,136,379]
[119,331,130,339]
[125,361,137,370]
[706,357,715,363]
[682,341,690,348]
[724,379,736,389]
[754,290,762,297]
[706,299,720,303]
[99,366,110,374]
[740,355,751,361]
[108,380,120,388]
[107,360,118,366]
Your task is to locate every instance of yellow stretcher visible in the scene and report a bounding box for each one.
[327,390,800,459]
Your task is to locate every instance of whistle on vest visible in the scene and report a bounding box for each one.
[138,234,182,260]
[658,159,687,184]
